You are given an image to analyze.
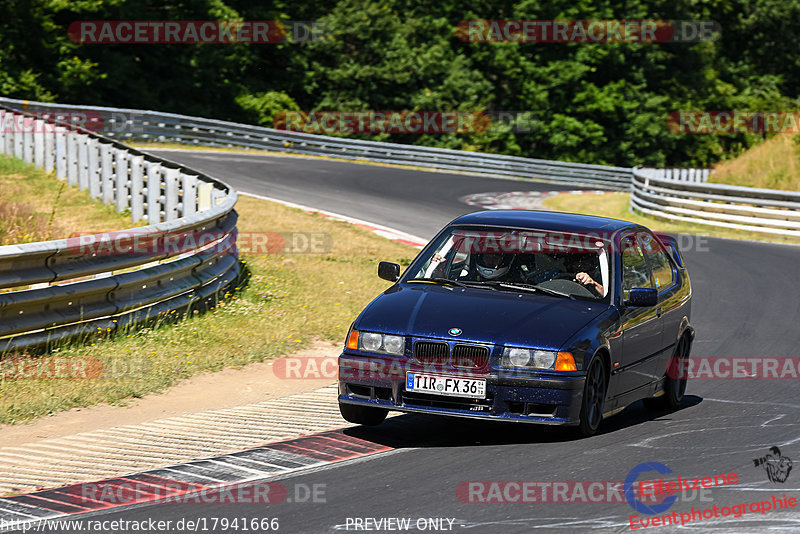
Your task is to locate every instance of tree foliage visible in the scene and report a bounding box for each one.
[0,0,797,166]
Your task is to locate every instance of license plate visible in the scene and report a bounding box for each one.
[405,372,486,399]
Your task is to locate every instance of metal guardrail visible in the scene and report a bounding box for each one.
[632,167,800,237]
[0,105,241,352]
[0,97,635,189]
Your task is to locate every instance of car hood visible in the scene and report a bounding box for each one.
[356,283,609,350]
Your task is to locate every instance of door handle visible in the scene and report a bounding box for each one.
[656,306,663,317]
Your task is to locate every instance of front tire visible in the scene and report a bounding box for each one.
[339,402,388,426]
[576,357,607,438]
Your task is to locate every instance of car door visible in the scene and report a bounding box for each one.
[614,232,663,395]
[640,231,682,379]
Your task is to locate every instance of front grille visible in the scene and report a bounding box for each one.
[402,391,493,412]
[413,341,449,365]
[452,344,490,368]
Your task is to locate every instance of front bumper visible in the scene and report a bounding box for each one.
[338,353,585,425]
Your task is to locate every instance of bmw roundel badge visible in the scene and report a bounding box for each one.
[448,328,462,336]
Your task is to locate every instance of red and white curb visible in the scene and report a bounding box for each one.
[461,190,607,210]
[239,192,428,249]
[0,429,394,531]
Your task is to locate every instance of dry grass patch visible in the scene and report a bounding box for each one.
[0,154,134,245]
[710,135,800,191]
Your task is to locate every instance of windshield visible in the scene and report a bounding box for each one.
[404,227,611,301]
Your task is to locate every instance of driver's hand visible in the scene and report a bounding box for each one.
[575,272,594,285]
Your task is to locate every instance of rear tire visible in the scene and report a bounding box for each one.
[576,357,607,438]
[339,402,388,426]
[645,334,690,411]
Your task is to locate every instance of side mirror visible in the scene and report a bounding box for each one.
[378,261,400,282]
[625,287,658,307]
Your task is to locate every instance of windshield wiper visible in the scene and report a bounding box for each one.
[410,278,495,290]
[483,281,577,299]
[409,277,469,288]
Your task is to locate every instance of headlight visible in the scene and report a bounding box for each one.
[506,348,531,366]
[361,332,383,352]
[347,330,405,356]
[382,335,404,355]
[501,347,557,369]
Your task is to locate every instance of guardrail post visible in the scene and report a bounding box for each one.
[43,122,55,173]
[101,143,114,205]
[33,120,45,168]
[115,150,130,212]
[180,173,197,216]
[78,134,89,190]
[55,126,67,180]
[0,110,8,155]
[213,189,225,206]
[66,131,79,186]
[197,182,213,212]
[87,138,101,199]
[146,161,162,224]
[13,115,24,159]
[164,168,179,220]
[130,155,145,222]
[22,118,34,163]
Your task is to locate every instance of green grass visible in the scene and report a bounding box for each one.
[0,194,416,425]
[542,191,800,245]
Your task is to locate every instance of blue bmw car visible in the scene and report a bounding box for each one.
[338,210,694,437]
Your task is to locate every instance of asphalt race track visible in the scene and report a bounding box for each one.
[37,150,800,532]
[150,150,578,238]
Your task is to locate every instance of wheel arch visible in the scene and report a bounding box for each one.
[593,346,612,384]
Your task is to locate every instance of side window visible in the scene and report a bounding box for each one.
[620,234,652,298]
[639,232,676,290]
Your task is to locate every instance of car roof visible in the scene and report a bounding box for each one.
[450,210,639,234]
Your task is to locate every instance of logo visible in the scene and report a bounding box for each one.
[625,462,676,515]
[448,328,462,336]
[754,446,793,483]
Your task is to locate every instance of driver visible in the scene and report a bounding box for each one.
[566,254,604,296]
[473,252,514,281]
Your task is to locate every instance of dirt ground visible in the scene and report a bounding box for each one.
[0,339,339,448]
